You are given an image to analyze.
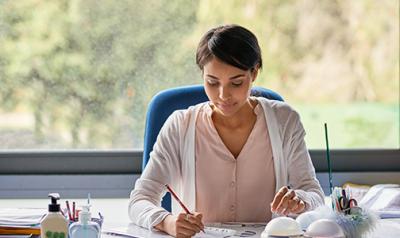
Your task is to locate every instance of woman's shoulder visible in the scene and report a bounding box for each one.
[256,97,299,119]
[256,97,304,136]
[165,102,208,129]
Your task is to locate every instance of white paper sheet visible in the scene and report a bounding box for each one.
[103,222,266,238]
[0,208,46,226]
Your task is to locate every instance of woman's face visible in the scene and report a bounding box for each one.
[203,57,258,117]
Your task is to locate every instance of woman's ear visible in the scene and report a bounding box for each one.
[251,65,260,82]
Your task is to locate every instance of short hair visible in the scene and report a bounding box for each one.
[196,24,262,71]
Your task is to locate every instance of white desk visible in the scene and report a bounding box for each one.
[100,219,400,238]
[0,198,130,223]
[1,199,399,237]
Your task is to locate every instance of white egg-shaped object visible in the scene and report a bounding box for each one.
[261,217,303,237]
[296,210,320,231]
[304,219,345,238]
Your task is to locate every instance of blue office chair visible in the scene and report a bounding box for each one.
[142,84,284,211]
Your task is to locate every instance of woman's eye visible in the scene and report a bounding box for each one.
[207,81,218,86]
[232,82,243,87]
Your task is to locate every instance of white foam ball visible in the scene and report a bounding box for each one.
[261,217,303,237]
[296,210,320,231]
[304,219,345,238]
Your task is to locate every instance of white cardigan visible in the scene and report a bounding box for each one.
[129,97,324,230]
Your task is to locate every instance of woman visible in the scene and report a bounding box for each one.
[129,24,324,237]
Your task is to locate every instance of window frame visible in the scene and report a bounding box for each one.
[0,149,398,198]
[0,149,399,174]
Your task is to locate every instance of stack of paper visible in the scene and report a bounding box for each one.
[359,184,400,218]
[0,208,46,236]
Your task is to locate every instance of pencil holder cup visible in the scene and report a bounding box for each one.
[91,216,104,228]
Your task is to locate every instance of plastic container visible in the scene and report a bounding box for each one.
[69,197,100,238]
[40,193,69,238]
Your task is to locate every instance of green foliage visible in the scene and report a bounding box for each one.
[293,103,399,148]
[0,0,398,149]
[0,0,199,148]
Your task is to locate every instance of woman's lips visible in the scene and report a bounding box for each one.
[217,102,236,111]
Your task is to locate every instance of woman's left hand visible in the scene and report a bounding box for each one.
[270,186,306,215]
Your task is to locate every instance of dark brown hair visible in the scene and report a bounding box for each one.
[196,24,262,71]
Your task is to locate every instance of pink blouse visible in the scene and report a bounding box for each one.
[195,102,276,222]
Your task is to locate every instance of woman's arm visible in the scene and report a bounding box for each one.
[285,111,325,211]
[128,111,183,230]
[128,110,205,236]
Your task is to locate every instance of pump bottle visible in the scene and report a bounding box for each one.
[68,197,100,238]
[40,193,68,238]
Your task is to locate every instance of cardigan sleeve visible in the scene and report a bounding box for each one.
[282,109,325,211]
[128,110,185,230]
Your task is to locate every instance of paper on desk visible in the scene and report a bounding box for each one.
[103,224,170,238]
[103,222,266,238]
[202,223,265,237]
[0,208,46,226]
[360,184,400,218]
[0,236,32,238]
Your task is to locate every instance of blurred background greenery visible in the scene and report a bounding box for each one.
[0,0,398,149]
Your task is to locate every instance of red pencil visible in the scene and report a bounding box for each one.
[165,184,205,233]
[72,201,76,221]
[165,184,192,214]
[65,201,72,221]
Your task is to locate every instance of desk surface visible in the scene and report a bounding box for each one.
[0,198,130,224]
[1,198,399,237]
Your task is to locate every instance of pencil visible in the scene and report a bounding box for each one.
[165,184,192,214]
[324,123,333,195]
[72,201,76,221]
[324,123,334,211]
[66,200,72,221]
[165,184,205,233]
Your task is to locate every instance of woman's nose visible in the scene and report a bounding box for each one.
[219,86,231,101]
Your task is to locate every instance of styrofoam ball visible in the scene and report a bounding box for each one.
[261,217,303,237]
[296,210,320,231]
[304,219,345,238]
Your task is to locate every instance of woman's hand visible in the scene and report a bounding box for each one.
[270,186,306,215]
[155,212,204,237]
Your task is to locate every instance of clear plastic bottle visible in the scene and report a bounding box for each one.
[68,202,100,238]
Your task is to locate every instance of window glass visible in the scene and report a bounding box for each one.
[0,0,398,149]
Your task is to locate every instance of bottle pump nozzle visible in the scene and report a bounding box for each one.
[79,193,92,224]
[48,193,61,212]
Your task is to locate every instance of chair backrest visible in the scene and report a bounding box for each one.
[142,84,284,211]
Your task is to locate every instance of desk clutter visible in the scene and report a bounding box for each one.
[261,184,384,238]
[358,184,400,219]
[0,208,44,236]
[1,184,399,238]
[0,193,103,238]
[262,205,377,238]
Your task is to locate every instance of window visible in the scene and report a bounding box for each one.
[0,0,398,151]
[0,0,201,150]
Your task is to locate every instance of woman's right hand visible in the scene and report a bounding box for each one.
[156,212,204,237]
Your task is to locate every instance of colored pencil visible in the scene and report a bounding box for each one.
[325,123,334,210]
[164,184,204,233]
[165,184,192,214]
[66,200,72,221]
[72,201,76,221]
